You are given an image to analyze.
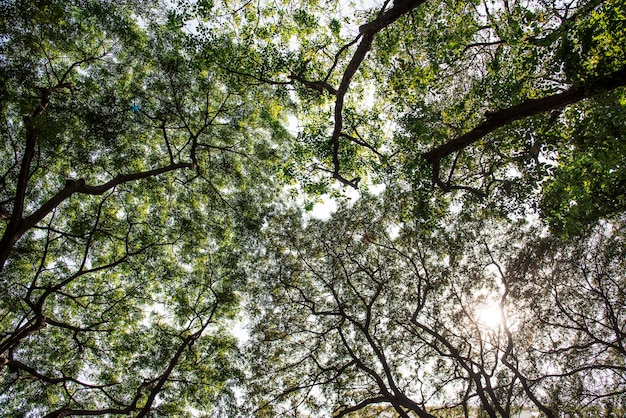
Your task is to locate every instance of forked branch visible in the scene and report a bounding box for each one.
[423,67,626,193]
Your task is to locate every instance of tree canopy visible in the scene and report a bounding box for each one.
[1,0,624,416]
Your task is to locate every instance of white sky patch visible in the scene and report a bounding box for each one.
[310,194,339,220]
[284,114,300,135]
[306,181,374,220]
[476,302,503,329]
[231,318,250,345]
[367,182,386,195]
[141,302,170,327]
[362,83,376,110]
[386,223,401,240]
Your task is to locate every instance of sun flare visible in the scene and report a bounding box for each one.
[476,303,503,329]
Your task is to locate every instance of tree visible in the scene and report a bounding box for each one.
[507,219,626,416]
[217,0,624,201]
[2,0,625,416]
[245,195,626,417]
[0,1,288,415]
[235,3,626,413]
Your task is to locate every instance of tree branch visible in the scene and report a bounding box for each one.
[0,83,74,269]
[422,67,626,165]
[327,0,426,187]
[289,74,338,95]
[334,396,389,417]
[0,162,192,270]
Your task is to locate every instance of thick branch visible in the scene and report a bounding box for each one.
[137,292,218,418]
[422,67,626,164]
[0,83,73,269]
[135,324,210,418]
[0,162,192,270]
[358,0,424,35]
[2,357,101,387]
[411,320,499,418]
[43,407,137,418]
[334,396,389,417]
[328,0,426,187]
[0,315,47,354]
[289,74,338,95]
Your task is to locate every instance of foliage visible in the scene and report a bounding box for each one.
[540,93,626,235]
[246,196,626,417]
[0,0,288,415]
[1,0,625,416]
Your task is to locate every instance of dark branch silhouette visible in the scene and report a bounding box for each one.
[287,0,426,187]
[422,66,626,193]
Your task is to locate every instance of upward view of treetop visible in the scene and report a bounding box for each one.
[0,0,624,417]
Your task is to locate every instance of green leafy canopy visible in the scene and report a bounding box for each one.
[1,0,625,416]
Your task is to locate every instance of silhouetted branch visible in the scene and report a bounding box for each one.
[422,67,626,191]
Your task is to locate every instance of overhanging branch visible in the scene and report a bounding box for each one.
[0,162,193,271]
[329,0,426,188]
[288,0,426,188]
[423,67,626,165]
[421,67,626,195]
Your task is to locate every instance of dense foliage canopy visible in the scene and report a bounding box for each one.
[1,0,624,416]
